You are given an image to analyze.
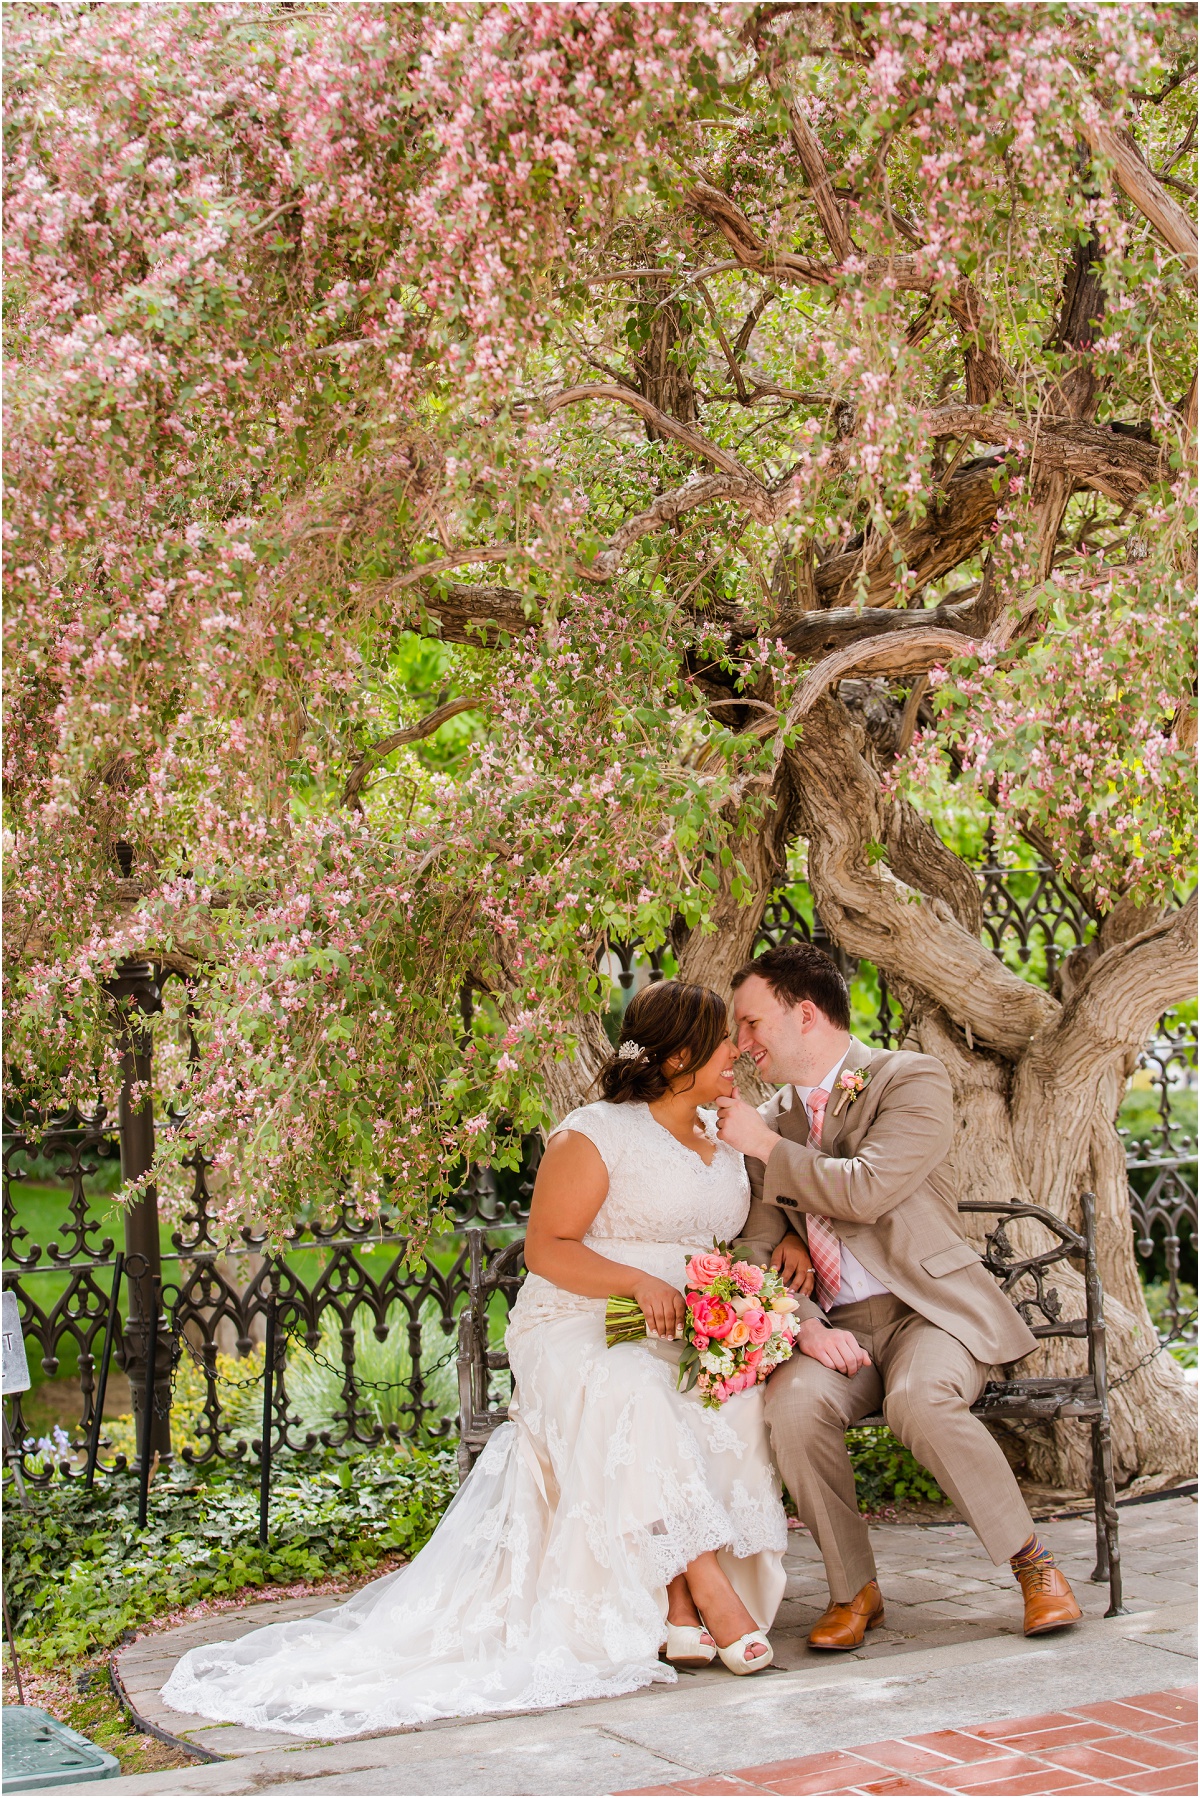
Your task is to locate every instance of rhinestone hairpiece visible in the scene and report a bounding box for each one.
[617,1040,644,1061]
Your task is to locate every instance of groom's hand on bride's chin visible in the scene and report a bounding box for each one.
[715,1094,780,1163]
[796,1318,873,1377]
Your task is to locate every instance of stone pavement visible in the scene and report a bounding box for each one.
[616,1686,1198,1796]
[71,1493,1195,1796]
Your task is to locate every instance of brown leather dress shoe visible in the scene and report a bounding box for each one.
[1016,1562,1083,1635]
[808,1580,885,1650]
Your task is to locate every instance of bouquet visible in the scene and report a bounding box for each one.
[605,1242,801,1409]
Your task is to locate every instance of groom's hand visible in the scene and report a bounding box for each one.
[714,1094,780,1164]
[797,1317,872,1377]
[771,1233,815,1297]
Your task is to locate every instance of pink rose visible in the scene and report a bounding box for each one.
[693,1333,710,1353]
[686,1252,731,1287]
[689,1294,734,1339]
[732,1262,765,1295]
[744,1308,773,1345]
[712,1380,731,1404]
[744,1347,764,1371]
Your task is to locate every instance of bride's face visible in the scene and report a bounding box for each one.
[672,1036,737,1106]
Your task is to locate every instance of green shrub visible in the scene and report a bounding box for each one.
[848,1424,944,1512]
[4,1444,457,1668]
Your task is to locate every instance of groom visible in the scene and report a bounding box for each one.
[716,943,1083,1649]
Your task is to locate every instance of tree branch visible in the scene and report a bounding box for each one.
[387,543,524,590]
[1011,893,1198,1191]
[788,626,973,717]
[812,457,1009,608]
[342,698,484,806]
[409,583,533,645]
[790,696,1056,1055]
[687,181,932,292]
[543,383,762,478]
[1078,115,1199,273]
[1029,889,1198,1082]
[769,79,853,261]
[926,406,1168,503]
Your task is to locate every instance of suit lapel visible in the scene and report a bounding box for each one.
[770,1083,810,1147]
[817,1038,875,1158]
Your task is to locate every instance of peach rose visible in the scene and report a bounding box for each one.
[686,1252,731,1287]
[725,1317,750,1347]
[744,1308,773,1345]
[732,1262,765,1295]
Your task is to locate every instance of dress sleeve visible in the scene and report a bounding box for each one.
[547,1103,619,1176]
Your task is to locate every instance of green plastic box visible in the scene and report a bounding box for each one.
[2,1708,120,1791]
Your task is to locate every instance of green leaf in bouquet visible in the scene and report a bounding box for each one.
[675,1344,699,1394]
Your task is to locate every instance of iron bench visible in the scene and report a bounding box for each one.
[456,1194,1123,1615]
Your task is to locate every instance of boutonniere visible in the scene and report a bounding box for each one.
[831,1067,871,1116]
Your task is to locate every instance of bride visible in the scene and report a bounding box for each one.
[162,980,797,1738]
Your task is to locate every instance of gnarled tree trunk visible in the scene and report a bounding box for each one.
[687,695,1197,1493]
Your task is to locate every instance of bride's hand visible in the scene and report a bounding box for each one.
[631,1275,687,1340]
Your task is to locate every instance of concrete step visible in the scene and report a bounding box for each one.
[69,1600,1197,1796]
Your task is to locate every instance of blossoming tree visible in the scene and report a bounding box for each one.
[5,2,1195,1487]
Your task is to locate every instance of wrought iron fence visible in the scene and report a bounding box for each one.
[4,863,1195,1489]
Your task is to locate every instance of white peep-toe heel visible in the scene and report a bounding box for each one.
[662,1623,717,1667]
[715,1630,773,1675]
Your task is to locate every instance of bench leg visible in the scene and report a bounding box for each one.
[1090,1412,1125,1616]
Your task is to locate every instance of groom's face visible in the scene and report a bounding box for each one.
[732,976,821,1085]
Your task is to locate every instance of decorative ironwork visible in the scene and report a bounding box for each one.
[1,1098,531,1485]
[1121,1011,1197,1350]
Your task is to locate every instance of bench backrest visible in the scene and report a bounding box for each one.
[454,1195,1108,1480]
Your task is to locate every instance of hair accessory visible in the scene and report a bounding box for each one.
[617,1040,644,1061]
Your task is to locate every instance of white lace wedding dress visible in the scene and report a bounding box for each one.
[161,1100,788,1737]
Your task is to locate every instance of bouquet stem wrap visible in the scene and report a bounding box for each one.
[605,1296,650,1347]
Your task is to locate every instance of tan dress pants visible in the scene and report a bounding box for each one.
[763,1293,1035,1602]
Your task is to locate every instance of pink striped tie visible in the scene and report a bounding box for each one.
[805,1088,842,1311]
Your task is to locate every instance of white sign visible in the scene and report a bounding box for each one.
[2,1290,31,1395]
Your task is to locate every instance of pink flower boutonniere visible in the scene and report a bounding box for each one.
[831,1066,871,1116]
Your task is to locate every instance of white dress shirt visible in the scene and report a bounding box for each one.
[794,1048,891,1304]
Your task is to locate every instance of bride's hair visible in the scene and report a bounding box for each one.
[598,980,729,1104]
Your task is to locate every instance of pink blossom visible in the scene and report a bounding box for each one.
[686,1252,732,1287]
[731,1262,765,1295]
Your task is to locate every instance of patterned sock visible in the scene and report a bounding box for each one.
[1010,1533,1057,1575]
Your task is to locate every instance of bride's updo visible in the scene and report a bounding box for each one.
[598,979,729,1104]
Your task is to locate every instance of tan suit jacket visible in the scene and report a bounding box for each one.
[738,1037,1036,1368]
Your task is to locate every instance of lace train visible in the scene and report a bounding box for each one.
[161,1318,787,1737]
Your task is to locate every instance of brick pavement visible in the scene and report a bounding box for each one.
[615,1686,1197,1798]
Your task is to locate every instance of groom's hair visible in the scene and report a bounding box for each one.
[731,944,851,1029]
